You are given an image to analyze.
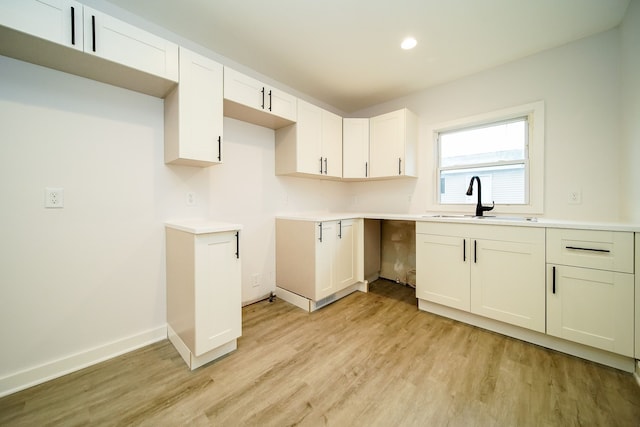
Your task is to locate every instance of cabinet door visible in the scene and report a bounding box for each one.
[343,118,369,179]
[223,67,264,111]
[296,100,324,175]
[547,265,634,357]
[322,110,343,178]
[194,231,241,356]
[315,221,336,300]
[333,220,357,292]
[416,234,470,311]
[83,7,178,81]
[370,110,404,178]
[470,236,545,332]
[165,47,223,166]
[268,87,297,122]
[0,0,83,51]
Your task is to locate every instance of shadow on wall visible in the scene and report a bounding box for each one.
[380,220,416,287]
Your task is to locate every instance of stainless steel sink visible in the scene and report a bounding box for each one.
[423,214,537,222]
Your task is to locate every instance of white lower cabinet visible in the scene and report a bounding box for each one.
[276,218,363,310]
[546,228,635,357]
[416,231,470,311]
[416,222,545,333]
[165,222,242,370]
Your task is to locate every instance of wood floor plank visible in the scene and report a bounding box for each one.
[1,279,639,426]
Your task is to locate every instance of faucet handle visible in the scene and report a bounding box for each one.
[482,201,495,212]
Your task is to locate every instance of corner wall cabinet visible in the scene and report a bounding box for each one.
[165,221,242,370]
[369,109,418,178]
[546,228,634,357]
[223,67,297,129]
[342,118,370,179]
[416,222,546,333]
[275,218,364,311]
[0,0,178,97]
[275,100,343,178]
[165,47,223,167]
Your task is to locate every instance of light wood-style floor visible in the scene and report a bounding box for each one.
[2,279,639,426]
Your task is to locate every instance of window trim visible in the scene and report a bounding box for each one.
[429,101,545,215]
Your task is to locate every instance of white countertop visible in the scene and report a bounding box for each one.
[165,219,242,234]
[276,212,640,232]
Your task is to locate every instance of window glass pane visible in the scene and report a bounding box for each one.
[440,164,526,204]
[440,119,526,168]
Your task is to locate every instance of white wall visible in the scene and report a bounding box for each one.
[620,0,640,221]
[0,56,349,396]
[348,29,624,222]
[207,118,351,303]
[1,0,637,398]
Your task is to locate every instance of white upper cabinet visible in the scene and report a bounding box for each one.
[369,109,418,178]
[82,7,178,81]
[0,1,178,97]
[342,118,370,179]
[223,67,297,129]
[0,0,83,50]
[165,47,223,167]
[275,99,343,179]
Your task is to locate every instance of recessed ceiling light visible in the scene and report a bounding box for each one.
[401,37,417,50]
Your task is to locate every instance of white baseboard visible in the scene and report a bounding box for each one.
[276,281,368,313]
[0,326,167,398]
[418,299,635,373]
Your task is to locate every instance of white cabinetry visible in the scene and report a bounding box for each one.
[165,47,223,167]
[165,221,242,370]
[546,228,634,357]
[0,0,83,50]
[82,7,178,81]
[275,100,343,178]
[369,109,418,178]
[275,218,364,310]
[342,118,370,179]
[416,227,470,311]
[0,1,178,97]
[416,222,545,332]
[223,67,297,129]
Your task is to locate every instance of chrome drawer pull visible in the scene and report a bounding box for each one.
[565,246,610,253]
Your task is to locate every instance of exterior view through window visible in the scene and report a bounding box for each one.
[438,117,528,205]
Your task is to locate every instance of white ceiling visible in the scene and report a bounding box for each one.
[105,0,630,113]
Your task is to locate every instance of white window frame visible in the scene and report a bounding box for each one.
[430,101,545,215]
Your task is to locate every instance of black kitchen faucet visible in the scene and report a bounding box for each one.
[466,176,495,217]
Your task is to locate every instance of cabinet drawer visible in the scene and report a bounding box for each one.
[546,228,634,273]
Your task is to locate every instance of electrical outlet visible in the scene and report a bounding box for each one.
[186,192,196,206]
[568,190,582,204]
[45,187,64,208]
[251,273,260,288]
